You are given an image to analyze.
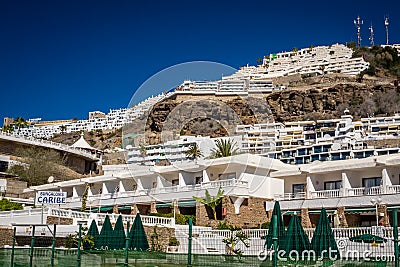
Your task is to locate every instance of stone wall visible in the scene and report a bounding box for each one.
[196,196,268,228]
[300,208,312,228]
[46,216,73,225]
[0,227,14,247]
[5,178,28,198]
[143,225,175,252]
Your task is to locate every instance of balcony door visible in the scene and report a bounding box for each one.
[292,184,305,198]
[362,177,382,188]
[324,180,342,190]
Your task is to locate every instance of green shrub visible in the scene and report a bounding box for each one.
[0,199,23,211]
[168,237,180,246]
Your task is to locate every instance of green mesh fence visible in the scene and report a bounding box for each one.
[0,249,395,267]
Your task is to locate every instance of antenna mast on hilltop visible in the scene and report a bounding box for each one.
[384,16,389,45]
[354,16,363,47]
[369,23,374,47]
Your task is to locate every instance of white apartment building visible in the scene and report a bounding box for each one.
[15,93,169,139]
[126,136,242,166]
[260,43,369,77]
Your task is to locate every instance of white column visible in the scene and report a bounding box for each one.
[88,186,93,196]
[341,172,351,197]
[202,170,210,183]
[72,186,79,198]
[382,168,392,194]
[233,197,245,214]
[306,176,315,199]
[102,183,108,195]
[136,178,144,191]
[119,180,126,193]
[156,176,164,189]
[178,172,186,187]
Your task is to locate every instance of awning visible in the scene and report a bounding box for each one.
[156,202,172,208]
[178,200,197,207]
[99,206,113,211]
[155,200,197,209]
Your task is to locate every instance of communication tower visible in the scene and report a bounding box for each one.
[369,23,374,47]
[384,16,389,45]
[354,16,363,47]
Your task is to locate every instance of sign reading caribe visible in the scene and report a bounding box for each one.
[35,191,67,205]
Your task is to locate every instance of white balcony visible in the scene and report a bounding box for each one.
[310,189,341,199]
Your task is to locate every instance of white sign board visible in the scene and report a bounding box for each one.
[35,191,67,205]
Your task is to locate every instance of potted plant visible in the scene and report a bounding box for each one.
[167,237,180,253]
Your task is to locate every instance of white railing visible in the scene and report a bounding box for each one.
[0,131,99,160]
[387,185,400,194]
[202,179,248,189]
[149,179,248,196]
[0,207,174,227]
[310,189,341,199]
[274,192,306,200]
[347,186,382,196]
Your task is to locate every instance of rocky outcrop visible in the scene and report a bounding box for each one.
[123,80,398,145]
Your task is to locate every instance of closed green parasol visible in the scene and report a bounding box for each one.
[349,234,387,244]
[310,208,340,259]
[262,201,286,250]
[113,215,126,250]
[129,213,149,251]
[284,215,311,255]
[85,219,99,250]
[97,215,114,250]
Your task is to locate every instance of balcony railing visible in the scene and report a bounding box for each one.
[274,192,306,201]
[347,186,382,196]
[310,189,341,199]
[149,179,248,195]
[291,185,399,201]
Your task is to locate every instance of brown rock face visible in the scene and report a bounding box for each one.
[124,80,398,145]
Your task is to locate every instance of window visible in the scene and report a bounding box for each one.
[362,177,382,188]
[292,184,305,194]
[324,180,342,190]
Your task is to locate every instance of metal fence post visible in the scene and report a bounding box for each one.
[393,209,399,267]
[51,224,57,267]
[187,218,192,267]
[124,221,130,267]
[272,215,278,267]
[10,227,16,267]
[29,225,35,267]
[76,224,82,267]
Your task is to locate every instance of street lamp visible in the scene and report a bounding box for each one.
[371,197,383,226]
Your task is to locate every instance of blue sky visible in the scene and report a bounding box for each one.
[1,0,399,121]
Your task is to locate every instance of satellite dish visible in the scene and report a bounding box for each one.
[48,176,54,183]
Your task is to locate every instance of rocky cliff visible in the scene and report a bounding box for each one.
[123,74,400,145]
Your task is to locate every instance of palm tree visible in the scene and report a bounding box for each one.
[210,139,239,158]
[193,188,224,220]
[185,143,203,160]
[13,117,27,133]
[2,125,14,133]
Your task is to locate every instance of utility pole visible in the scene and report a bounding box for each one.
[354,16,363,47]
